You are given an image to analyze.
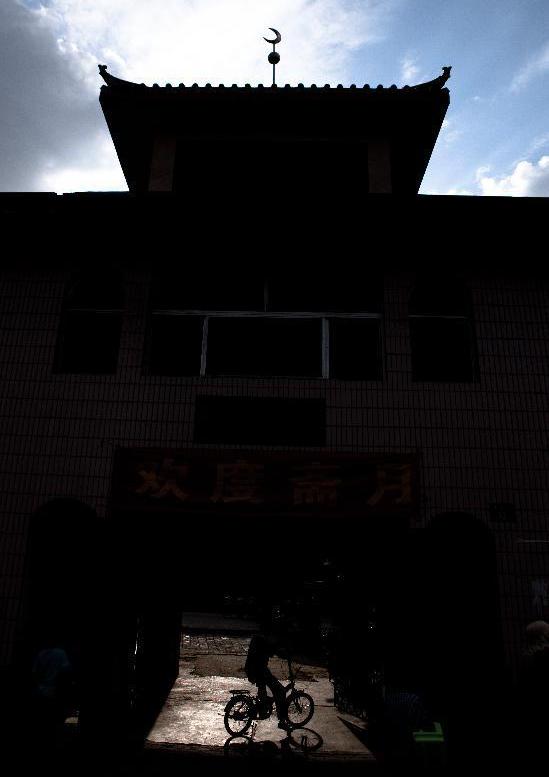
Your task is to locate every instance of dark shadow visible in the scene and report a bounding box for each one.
[108,512,183,745]
[8,499,101,767]
[224,734,281,760]
[409,512,506,769]
[25,498,100,658]
[287,727,324,753]
[223,727,323,759]
[337,716,369,748]
[223,734,253,758]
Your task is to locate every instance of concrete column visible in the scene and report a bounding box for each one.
[149,133,177,192]
[368,138,392,194]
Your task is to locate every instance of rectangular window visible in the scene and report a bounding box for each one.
[146,274,383,380]
[194,397,326,446]
[206,318,322,377]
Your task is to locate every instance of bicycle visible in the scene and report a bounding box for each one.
[224,658,314,735]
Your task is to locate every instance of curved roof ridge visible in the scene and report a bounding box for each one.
[98,64,145,89]
[408,66,452,91]
[98,64,452,93]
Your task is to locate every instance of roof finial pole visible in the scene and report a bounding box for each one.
[264,28,282,86]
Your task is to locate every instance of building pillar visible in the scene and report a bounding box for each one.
[368,138,392,193]
[149,133,177,192]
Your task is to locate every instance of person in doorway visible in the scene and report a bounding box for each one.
[30,645,76,748]
[245,629,289,729]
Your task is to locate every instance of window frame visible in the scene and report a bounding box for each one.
[146,273,384,379]
[54,274,124,375]
[147,306,383,379]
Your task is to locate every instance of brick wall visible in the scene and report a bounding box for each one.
[0,267,548,669]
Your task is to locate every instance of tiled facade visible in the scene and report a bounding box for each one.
[1,252,548,670]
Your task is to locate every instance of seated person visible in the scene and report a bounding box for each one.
[245,631,288,729]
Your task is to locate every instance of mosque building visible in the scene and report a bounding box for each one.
[0,33,548,752]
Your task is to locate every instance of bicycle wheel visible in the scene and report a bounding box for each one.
[285,692,314,727]
[224,695,254,735]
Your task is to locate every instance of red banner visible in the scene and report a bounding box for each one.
[112,449,417,517]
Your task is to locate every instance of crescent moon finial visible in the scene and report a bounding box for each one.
[264,28,282,45]
[264,28,282,86]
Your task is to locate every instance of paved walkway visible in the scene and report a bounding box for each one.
[145,621,376,764]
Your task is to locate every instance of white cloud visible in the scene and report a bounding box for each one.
[511,41,549,92]
[39,135,126,192]
[526,132,549,156]
[400,55,420,84]
[445,187,476,196]
[431,155,549,198]
[35,0,392,88]
[421,185,476,196]
[0,0,104,191]
[440,118,463,146]
[476,156,549,197]
[3,0,395,192]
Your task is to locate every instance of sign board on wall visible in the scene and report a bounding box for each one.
[112,449,417,517]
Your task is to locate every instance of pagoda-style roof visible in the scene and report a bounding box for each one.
[99,65,450,194]
[98,63,451,94]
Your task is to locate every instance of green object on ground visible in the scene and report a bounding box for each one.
[413,722,444,743]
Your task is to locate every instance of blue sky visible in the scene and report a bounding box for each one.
[1,0,549,195]
[376,0,549,194]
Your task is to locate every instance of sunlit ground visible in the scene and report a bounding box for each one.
[145,612,374,762]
